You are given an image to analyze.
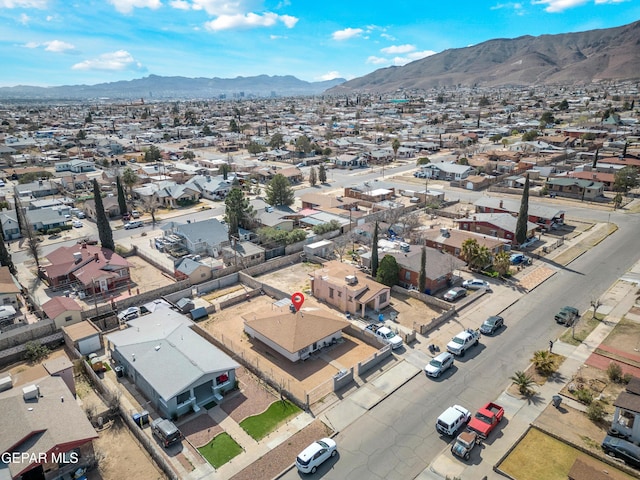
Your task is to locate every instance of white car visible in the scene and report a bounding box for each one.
[296,438,337,474]
[462,278,491,290]
[72,220,83,228]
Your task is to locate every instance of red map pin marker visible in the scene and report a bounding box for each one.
[291,292,305,312]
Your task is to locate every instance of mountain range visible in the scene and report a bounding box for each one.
[0,74,346,101]
[329,20,640,93]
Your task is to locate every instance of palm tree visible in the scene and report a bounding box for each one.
[473,245,492,271]
[531,350,555,375]
[461,239,479,267]
[510,371,535,396]
[493,251,511,277]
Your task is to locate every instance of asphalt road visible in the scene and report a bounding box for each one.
[280,209,640,480]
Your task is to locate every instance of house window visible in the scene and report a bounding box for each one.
[337,291,342,298]
[65,315,73,322]
[216,373,229,385]
[201,273,206,278]
[329,288,334,299]
[405,271,411,281]
[348,296,353,302]
[379,292,387,304]
[176,390,190,405]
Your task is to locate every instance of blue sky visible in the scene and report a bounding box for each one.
[0,0,638,87]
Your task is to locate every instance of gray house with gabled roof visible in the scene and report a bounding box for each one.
[106,302,239,418]
[161,218,229,256]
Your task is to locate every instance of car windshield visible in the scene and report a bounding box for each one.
[485,319,496,326]
[316,440,330,449]
[475,412,492,423]
[429,359,442,368]
[452,337,465,345]
[384,331,396,339]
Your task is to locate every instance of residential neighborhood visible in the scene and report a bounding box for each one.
[0,81,639,480]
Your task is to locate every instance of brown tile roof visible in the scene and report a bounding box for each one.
[244,311,350,354]
[614,391,640,413]
[0,266,20,294]
[41,296,83,319]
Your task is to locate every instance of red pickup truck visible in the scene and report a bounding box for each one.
[467,402,504,439]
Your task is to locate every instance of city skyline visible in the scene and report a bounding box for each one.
[0,0,638,88]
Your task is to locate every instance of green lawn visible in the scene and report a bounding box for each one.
[240,400,301,441]
[198,432,243,469]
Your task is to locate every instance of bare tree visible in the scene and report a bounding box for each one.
[25,223,42,272]
[333,236,349,262]
[399,211,422,240]
[590,298,602,319]
[142,196,161,227]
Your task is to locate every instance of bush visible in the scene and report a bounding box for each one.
[575,388,593,405]
[47,228,62,236]
[24,341,50,363]
[607,362,623,383]
[587,401,605,422]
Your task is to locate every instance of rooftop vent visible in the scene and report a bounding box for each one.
[345,275,357,285]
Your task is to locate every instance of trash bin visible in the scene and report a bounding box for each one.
[552,395,562,408]
[139,410,149,426]
[115,366,124,378]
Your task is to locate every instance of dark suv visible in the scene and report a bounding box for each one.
[602,435,640,468]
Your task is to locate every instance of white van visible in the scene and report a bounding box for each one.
[436,405,471,436]
[124,220,143,230]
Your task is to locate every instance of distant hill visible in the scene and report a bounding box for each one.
[0,74,346,100]
[328,20,640,93]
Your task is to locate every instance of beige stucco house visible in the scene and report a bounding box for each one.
[310,260,391,317]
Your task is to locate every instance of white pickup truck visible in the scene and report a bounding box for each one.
[446,329,481,357]
[365,324,403,349]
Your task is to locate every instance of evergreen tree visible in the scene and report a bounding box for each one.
[265,174,294,206]
[592,149,599,169]
[515,174,530,246]
[376,255,399,287]
[0,230,16,274]
[392,138,400,160]
[318,164,327,183]
[116,176,127,215]
[93,180,115,251]
[418,246,426,293]
[371,221,379,278]
[224,188,254,238]
[308,167,318,186]
[13,192,26,235]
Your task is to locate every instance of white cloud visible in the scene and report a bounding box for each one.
[594,0,628,4]
[108,0,162,14]
[317,71,341,81]
[380,33,396,41]
[44,40,75,52]
[169,0,190,9]
[381,44,415,55]
[531,0,588,12]
[72,50,143,71]
[22,39,76,52]
[366,56,388,65]
[189,0,248,15]
[332,28,363,41]
[0,0,49,8]
[204,12,297,31]
[491,2,524,10]
[19,13,29,24]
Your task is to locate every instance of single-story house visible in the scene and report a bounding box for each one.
[454,213,538,246]
[24,206,71,232]
[421,162,475,181]
[545,178,604,200]
[0,211,21,240]
[186,175,233,200]
[41,296,84,329]
[0,375,98,480]
[54,159,96,173]
[310,260,391,316]
[161,218,229,256]
[244,309,351,362]
[174,258,213,283]
[474,197,565,230]
[610,376,640,443]
[84,196,121,219]
[221,240,265,268]
[421,228,511,260]
[106,303,239,418]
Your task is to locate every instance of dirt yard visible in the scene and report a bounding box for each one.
[201,294,379,403]
[91,418,166,480]
[126,255,176,292]
[385,291,443,330]
[254,261,321,294]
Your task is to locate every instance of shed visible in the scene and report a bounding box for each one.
[189,307,208,321]
[0,374,12,392]
[62,320,102,355]
[303,239,335,259]
[176,298,195,314]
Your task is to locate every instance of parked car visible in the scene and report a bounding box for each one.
[131,210,141,218]
[601,435,640,468]
[436,405,471,436]
[124,220,143,229]
[510,253,531,265]
[462,278,491,290]
[444,287,467,302]
[451,430,480,460]
[447,329,481,357]
[425,351,454,378]
[480,315,504,335]
[72,220,83,228]
[117,307,140,322]
[296,438,337,474]
[151,418,183,448]
[555,306,579,326]
[76,211,86,219]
